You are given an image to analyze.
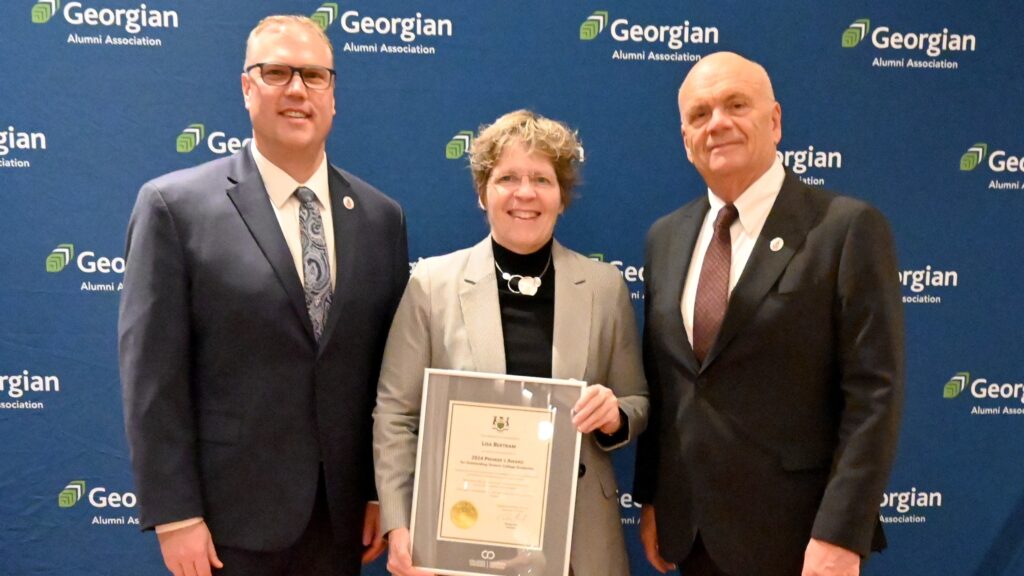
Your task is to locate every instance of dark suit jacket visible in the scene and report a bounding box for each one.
[118,145,408,570]
[634,172,904,576]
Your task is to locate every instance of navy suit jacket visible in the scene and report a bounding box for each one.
[119,145,408,569]
[634,172,904,576]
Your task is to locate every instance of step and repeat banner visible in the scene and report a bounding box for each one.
[2,1,1022,574]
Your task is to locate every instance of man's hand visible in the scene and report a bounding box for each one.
[361,502,387,564]
[156,520,223,576]
[639,505,676,574]
[802,538,860,576]
[572,384,622,435]
[385,527,435,576]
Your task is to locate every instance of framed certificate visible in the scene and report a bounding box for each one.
[409,368,584,576]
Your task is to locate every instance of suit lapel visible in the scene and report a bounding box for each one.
[551,241,590,380]
[667,199,708,375]
[224,148,314,340]
[458,238,506,373]
[317,165,357,352]
[702,172,815,369]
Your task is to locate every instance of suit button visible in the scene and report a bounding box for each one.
[578,463,586,478]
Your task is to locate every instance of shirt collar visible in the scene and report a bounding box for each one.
[250,140,330,209]
[706,156,785,237]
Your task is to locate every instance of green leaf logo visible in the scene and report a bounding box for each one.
[176,124,206,154]
[588,253,606,262]
[311,2,339,31]
[580,11,609,41]
[46,244,74,273]
[58,480,86,508]
[943,372,969,399]
[31,0,60,24]
[959,143,988,171]
[446,131,474,160]
[841,19,870,48]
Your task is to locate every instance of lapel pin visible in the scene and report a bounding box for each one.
[343,196,355,210]
[770,237,784,252]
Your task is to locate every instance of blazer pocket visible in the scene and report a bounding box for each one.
[198,409,242,445]
[780,446,833,472]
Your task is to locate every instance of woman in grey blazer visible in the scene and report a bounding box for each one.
[373,110,648,576]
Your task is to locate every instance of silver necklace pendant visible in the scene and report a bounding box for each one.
[495,252,551,297]
[498,272,542,296]
[516,275,541,296]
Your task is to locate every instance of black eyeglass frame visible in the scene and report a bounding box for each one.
[243,62,336,90]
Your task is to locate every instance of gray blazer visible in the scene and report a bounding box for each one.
[374,237,648,576]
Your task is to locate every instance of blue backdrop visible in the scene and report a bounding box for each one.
[2,1,1023,575]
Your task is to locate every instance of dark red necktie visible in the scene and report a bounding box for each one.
[693,204,738,364]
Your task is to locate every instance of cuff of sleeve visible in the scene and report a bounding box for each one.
[155,517,204,534]
[595,410,630,449]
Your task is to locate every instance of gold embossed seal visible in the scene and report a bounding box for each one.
[450,500,478,529]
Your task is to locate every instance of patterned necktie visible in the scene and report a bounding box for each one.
[692,204,738,364]
[295,186,332,341]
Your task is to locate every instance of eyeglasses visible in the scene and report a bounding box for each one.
[244,63,336,91]
[489,172,558,193]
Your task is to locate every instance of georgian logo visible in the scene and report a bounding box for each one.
[899,265,958,304]
[46,242,124,274]
[1,369,60,410]
[46,244,75,273]
[959,142,1024,173]
[57,479,141,525]
[589,253,644,301]
[312,2,338,30]
[32,1,180,47]
[960,143,988,171]
[943,372,969,398]
[46,242,126,292]
[589,253,644,283]
[58,480,86,508]
[880,487,943,524]
[958,142,1024,190]
[777,145,843,186]
[176,123,250,156]
[578,9,719,62]
[322,3,454,56]
[579,11,609,41]
[31,0,60,24]
[176,123,205,154]
[842,17,976,69]
[446,131,474,160]
[944,371,1024,416]
[841,19,870,48]
[57,479,138,508]
[1,125,48,169]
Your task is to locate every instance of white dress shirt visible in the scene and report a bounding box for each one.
[251,141,337,290]
[681,157,785,345]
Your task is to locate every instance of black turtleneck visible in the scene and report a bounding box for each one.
[492,238,555,379]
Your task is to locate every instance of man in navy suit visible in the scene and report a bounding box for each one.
[119,15,407,576]
[634,52,904,576]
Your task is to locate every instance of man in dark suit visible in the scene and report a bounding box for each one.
[634,52,904,576]
[119,15,407,576]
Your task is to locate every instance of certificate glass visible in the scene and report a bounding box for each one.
[410,369,584,576]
